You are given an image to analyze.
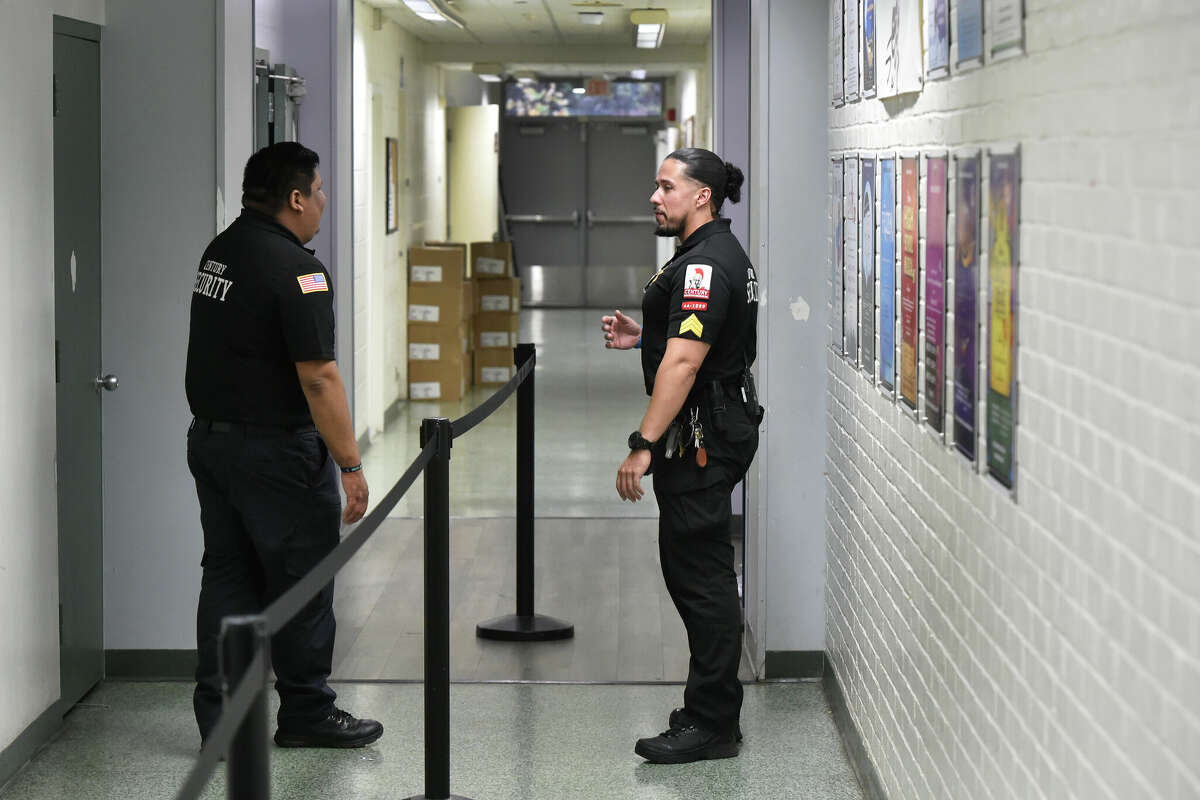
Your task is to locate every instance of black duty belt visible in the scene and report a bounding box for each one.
[191,417,317,435]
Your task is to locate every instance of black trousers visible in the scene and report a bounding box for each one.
[187,421,341,739]
[656,484,742,736]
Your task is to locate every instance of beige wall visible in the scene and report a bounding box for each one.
[447,104,500,246]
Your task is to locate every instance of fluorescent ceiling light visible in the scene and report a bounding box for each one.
[630,69,647,80]
[571,86,586,95]
[630,9,667,49]
[472,62,504,82]
[579,11,604,25]
[402,0,466,28]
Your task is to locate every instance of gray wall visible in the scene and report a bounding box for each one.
[101,0,216,648]
[747,0,830,658]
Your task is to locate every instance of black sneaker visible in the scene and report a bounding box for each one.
[668,707,743,743]
[273,708,383,748]
[634,723,739,764]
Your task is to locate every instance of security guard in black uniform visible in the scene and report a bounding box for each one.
[604,148,762,764]
[186,142,382,748]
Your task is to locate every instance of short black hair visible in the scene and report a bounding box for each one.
[667,148,745,215]
[241,142,320,214]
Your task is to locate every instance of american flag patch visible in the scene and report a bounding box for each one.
[297,273,328,294]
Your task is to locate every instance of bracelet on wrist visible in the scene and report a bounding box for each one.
[340,463,363,474]
[634,336,642,349]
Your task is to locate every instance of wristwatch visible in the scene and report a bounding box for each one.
[627,430,654,451]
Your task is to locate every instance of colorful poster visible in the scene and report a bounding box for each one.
[845,0,860,102]
[879,158,897,390]
[832,158,844,353]
[832,0,844,106]
[899,157,919,409]
[861,157,876,375]
[991,0,1024,59]
[924,157,948,434]
[954,154,981,460]
[957,0,983,65]
[844,157,860,364]
[877,0,923,97]
[987,150,1020,488]
[863,0,877,97]
[927,0,949,77]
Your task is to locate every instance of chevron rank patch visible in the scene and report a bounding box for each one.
[679,313,704,338]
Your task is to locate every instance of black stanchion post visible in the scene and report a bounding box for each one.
[220,615,270,800]
[476,343,574,642]
[406,418,472,800]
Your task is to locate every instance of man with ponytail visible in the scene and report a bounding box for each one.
[602,148,762,764]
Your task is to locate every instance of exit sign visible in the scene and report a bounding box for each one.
[586,79,610,96]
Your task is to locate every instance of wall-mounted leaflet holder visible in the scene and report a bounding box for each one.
[254,48,306,150]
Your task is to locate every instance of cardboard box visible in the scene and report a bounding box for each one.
[408,357,466,402]
[473,311,520,350]
[475,277,521,314]
[408,281,473,326]
[474,347,517,386]
[409,246,465,287]
[470,241,514,279]
[407,323,469,362]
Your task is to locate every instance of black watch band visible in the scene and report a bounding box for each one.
[627,430,654,451]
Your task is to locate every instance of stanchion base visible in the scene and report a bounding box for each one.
[476,613,575,641]
[402,795,474,799]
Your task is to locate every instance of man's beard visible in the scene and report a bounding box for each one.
[654,215,682,238]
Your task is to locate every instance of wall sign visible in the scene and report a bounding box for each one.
[924,155,948,434]
[987,148,1020,488]
[899,156,919,409]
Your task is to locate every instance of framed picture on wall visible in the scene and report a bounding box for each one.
[385,137,399,234]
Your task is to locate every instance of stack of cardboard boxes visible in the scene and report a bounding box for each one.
[406,246,472,401]
[469,242,520,386]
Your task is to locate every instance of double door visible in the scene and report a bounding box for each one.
[501,119,659,308]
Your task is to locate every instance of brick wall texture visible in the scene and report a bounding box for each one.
[825,1,1200,798]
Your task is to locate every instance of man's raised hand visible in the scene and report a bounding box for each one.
[601,309,643,350]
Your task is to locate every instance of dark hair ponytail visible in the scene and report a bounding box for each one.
[667,147,745,214]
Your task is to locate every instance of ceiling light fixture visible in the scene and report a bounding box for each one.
[402,0,466,29]
[579,11,604,25]
[630,68,647,79]
[571,86,586,95]
[472,62,505,82]
[630,9,667,49]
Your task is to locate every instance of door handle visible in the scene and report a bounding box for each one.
[95,374,119,392]
[586,210,657,227]
[505,210,580,227]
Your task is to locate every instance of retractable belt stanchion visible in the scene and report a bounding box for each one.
[406,418,473,800]
[221,615,271,800]
[476,343,574,642]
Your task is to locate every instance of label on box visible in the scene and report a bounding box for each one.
[479,331,511,348]
[411,265,443,283]
[480,294,511,312]
[409,381,442,399]
[481,366,512,383]
[408,304,440,323]
[409,343,440,360]
[476,257,506,276]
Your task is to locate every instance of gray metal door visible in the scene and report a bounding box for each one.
[54,24,106,708]
[584,121,657,307]
[501,119,586,306]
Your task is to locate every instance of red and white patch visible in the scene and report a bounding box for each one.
[681,301,708,312]
[682,264,712,300]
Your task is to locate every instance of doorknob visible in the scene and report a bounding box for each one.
[94,374,119,392]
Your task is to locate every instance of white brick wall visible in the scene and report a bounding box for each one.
[824,1,1200,798]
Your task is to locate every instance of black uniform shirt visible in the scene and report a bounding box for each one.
[641,218,759,396]
[185,209,335,427]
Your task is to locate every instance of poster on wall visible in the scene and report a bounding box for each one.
[863,0,877,97]
[957,0,984,67]
[924,156,948,434]
[845,0,861,102]
[987,148,1020,489]
[899,156,919,409]
[861,156,876,378]
[991,0,1024,60]
[832,158,845,353]
[879,157,897,392]
[877,0,923,98]
[844,156,860,365]
[833,0,845,106]
[954,153,981,461]
[927,0,950,79]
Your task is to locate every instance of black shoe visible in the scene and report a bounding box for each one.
[273,708,383,748]
[668,707,743,743]
[634,723,739,764]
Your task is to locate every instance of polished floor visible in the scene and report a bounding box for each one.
[361,309,658,519]
[0,681,864,800]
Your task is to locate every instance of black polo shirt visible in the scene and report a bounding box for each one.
[640,218,759,396]
[185,209,335,427]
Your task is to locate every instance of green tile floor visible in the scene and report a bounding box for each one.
[0,681,864,800]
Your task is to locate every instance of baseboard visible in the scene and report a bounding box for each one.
[0,703,63,793]
[763,650,826,679]
[383,396,405,428]
[823,663,888,800]
[105,649,196,680]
